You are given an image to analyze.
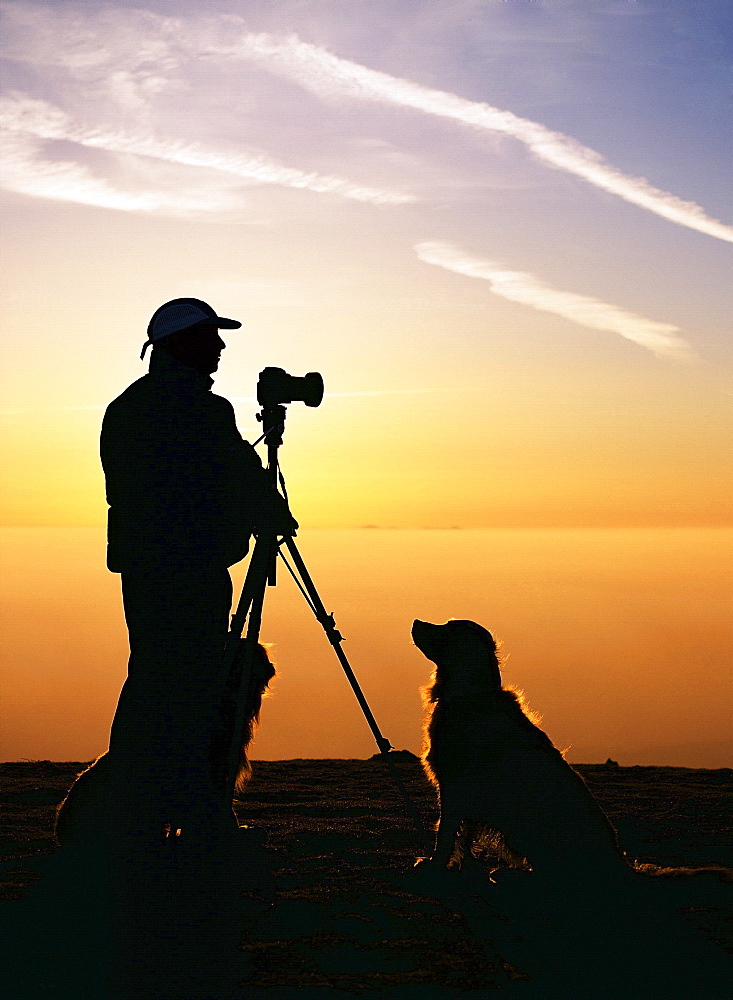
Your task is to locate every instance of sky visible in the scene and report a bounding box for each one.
[1,1,731,764]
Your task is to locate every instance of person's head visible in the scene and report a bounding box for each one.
[142,298,241,375]
[160,321,226,375]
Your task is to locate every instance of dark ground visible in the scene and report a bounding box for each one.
[1,756,731,999]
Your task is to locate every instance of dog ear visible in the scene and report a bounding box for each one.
[449,620,497,653]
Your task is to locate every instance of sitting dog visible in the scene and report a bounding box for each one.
[414,619,629,881]
[55,641,275,848]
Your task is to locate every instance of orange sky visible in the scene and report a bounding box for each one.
[2,361,731,531]
[2,527,731,768]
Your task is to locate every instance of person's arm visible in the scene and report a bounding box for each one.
[218,398,297,537]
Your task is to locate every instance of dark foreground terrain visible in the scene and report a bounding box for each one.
[1,757,731,998]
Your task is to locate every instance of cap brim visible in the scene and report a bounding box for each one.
[217,317,241,329]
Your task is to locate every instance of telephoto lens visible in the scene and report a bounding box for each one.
[257,368,324,407]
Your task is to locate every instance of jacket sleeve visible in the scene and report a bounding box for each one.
[101,384,293,573]
[216,399,294,559]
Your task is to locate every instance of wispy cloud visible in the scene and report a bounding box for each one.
[0,92,412,210]
[415,241,696,362]
[224,33,733,243]
[3,6,728,238]
[0,129,239,215]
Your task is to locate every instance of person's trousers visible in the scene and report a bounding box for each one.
[106,566,233,838]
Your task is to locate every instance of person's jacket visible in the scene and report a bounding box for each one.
[101,350,280,573]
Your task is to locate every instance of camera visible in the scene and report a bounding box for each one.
[257,367,324,408]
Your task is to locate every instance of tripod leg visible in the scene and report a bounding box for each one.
[228,533,276,644]
[221,531,431,852]
[281,536,392,755]
[279,536,432,851]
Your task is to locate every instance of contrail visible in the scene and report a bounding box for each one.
[230,388,456,403]
[0,92,413,206]
[0,404,106,414]
[225,33,733,243]
[0,388,453,416]
[415,241,696,362]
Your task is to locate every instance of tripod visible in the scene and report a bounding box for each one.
[221,402,429,850]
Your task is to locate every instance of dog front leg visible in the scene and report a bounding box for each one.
[432,795,462,868]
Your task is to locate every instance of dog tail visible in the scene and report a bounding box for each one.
[54,754,106,847]
[634,862,733,882]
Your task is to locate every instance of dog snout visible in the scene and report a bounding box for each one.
[412,619,432,641]
[412,619,442,657]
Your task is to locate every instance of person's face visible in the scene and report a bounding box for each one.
[168,323,226,374]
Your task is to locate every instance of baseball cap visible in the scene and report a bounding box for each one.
[141,297,242,358]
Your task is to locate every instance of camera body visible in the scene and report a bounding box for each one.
[257,367,324,408]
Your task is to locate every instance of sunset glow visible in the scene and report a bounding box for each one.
[1,1,731,766]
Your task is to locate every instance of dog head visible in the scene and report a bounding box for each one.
[246,643,276,721]
[233,643,277,794]
[413,619,502,695]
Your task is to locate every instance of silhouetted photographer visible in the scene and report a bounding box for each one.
[100,298,295,843]
[64,297,418,851]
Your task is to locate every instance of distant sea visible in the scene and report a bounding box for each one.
[1,526,731,767]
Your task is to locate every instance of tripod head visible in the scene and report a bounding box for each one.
[257,402,287,461]
[255,367,324,484]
